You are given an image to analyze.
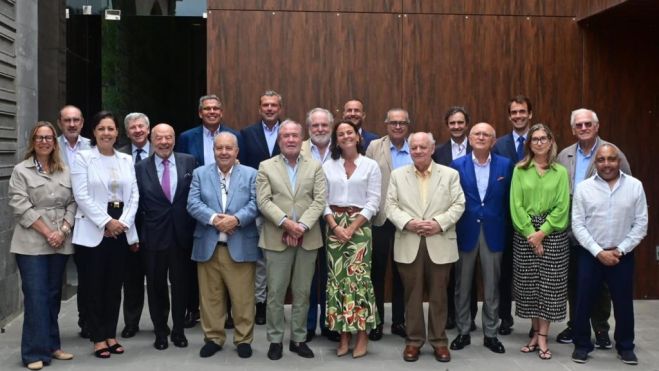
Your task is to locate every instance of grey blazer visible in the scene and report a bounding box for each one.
[9,159,76,255]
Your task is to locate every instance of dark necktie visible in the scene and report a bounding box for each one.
[135,148,144,162]
[516,136,526,161]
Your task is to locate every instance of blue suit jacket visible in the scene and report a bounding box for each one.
[240,122,280,170]
[432,140,472,166]
[361,129,379,152]
[186,163,261,263]
[492,133,519,162]
[175,124,241,167]
[450,153,513,252]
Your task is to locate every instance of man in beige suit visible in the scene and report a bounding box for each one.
[365,108,412,341]
[386,132,465,363]
[256,120,326,360]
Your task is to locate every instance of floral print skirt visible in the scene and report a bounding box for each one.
[325,210,379,333]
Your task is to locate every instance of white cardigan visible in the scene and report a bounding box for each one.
[71,147,139,246]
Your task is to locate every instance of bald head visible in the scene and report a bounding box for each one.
[469,122,496,157]
[594,143,621,183]
[409,132,435,171]
[151,123,175,159]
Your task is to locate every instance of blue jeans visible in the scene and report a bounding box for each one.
[15,253,69,365]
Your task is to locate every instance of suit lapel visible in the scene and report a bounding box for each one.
[404,167,423,214]
[226,165,240,211]
[207,165,223,212]
[172,154,186,202]
[425,164,444,215]
[383,137,393,171]
[194,127,204,165]
[275,157,295,196]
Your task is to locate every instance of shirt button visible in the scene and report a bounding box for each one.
[476,219,481,223]
[481,202,485,207]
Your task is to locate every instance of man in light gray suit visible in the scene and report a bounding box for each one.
[187,132,261,359]
[57,105,91,169]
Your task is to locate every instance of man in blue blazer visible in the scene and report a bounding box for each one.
[450,123,513,354]
[175,94,241,328]
[135,124,197,350]
[187,132,261,359]
[491,94,533,335]
[239,90,284,325]
[343,99,379,150]
[176,94,242,167]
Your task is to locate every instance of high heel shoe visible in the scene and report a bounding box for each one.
[352,331,368,358]
[337,332,351,357]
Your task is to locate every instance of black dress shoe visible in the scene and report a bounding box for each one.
[171,333,188,348]
[184,311,200,328]
[484,336,506,353]
[255,302,266,325]
[368,325,383,341]
[225,314,234,329]
[306,329,315,342]
[267,342,282,360]
[391,323,407,338]
[289,341,314,358]
[498,318,513,335]
[445,316,456,330]
[154,335,168,350]
[322,328,341,342]
[450,334,471,350]
[199,342,222,358]
[237,343,252,358]
[121,325,139,338]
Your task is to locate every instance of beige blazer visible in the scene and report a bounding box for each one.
[365,135,395,226]
[9,159,76,255]
[256,154,326,251]
[386,162,465,264]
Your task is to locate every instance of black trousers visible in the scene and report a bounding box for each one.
[498,241,514,322]
[76,229,129,342]
[122,249,145,328]
[371,221,405,325]
[142,247,192,337]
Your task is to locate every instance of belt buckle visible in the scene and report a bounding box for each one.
[112,201,120,208]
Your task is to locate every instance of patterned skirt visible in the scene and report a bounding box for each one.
[512,214,569,322]
[325,210,379,333]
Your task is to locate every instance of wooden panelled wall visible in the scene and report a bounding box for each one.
[207,1,657,298]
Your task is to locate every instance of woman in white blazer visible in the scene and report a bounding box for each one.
[70,111,139,359]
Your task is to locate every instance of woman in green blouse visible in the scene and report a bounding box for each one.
[510,123,570,360]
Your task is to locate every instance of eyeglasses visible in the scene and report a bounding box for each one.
[530,136,550,145]
[34,135,55,143]
[574,121,594,129]
[387,121,409,127]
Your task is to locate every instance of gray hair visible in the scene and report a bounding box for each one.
[570,108,599,128]
[410,131,435,146]
[384,108,411,124]
[261,90,283,107]
[124,112,150,131]
[198,94,223,110]
[214,131,239,148]
[305,107,334,127]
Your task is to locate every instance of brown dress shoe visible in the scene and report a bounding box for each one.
[403,345,420,362]
[434,346,451,362]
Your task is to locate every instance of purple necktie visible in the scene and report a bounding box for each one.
[162,159,171,202]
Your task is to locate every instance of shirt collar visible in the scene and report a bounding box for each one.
[414,163,433,178]
[472,153,491,167]
[217,165,234,178]
[132,142,149,154]
[154,153,175,165]
[390,138,409,152]
[262,121,280,133]
[576,137,600,157]
[512,130,528,143]
[203,125,220,137]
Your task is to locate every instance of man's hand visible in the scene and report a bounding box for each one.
[213,214,239,234]
[282,218,305,239]
[597,250,621,266]
[405,219,442,237]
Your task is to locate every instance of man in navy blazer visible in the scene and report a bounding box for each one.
[491,95,533,335]
[175,94,241,328]
[176,94,242,167]
[239,89,284,325]
[135,124,197,350]
[343,99,379,150]
[450,123,513,354]
[187,132,261,359]
[431,106,476,330]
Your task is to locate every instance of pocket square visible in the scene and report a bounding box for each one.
[184,172,193,178]
[497,176,505,181]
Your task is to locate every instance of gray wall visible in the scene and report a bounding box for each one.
[0,0,39,326]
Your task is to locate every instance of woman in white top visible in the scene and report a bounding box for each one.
[71,111,139,359]
[323,120,381,358]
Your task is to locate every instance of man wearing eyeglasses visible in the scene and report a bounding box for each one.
[432,106,477,332]
[57,105,91,169]
[555,108,631,348]
[364,108,413,341]
[176,94,242,329]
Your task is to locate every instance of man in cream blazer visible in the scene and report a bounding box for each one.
[386,132,465,363]
[256,120,326,360]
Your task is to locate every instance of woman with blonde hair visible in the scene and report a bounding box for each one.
[9,122,76,370]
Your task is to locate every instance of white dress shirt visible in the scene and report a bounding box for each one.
[572,172,648,257]
[451,138,467,160]
[322,154,381,220]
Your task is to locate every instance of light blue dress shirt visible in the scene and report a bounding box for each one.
[472,153,491,201]
[390,139,412,170]
[262,121,280,156]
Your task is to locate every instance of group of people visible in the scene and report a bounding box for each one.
[9,92,647,370]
